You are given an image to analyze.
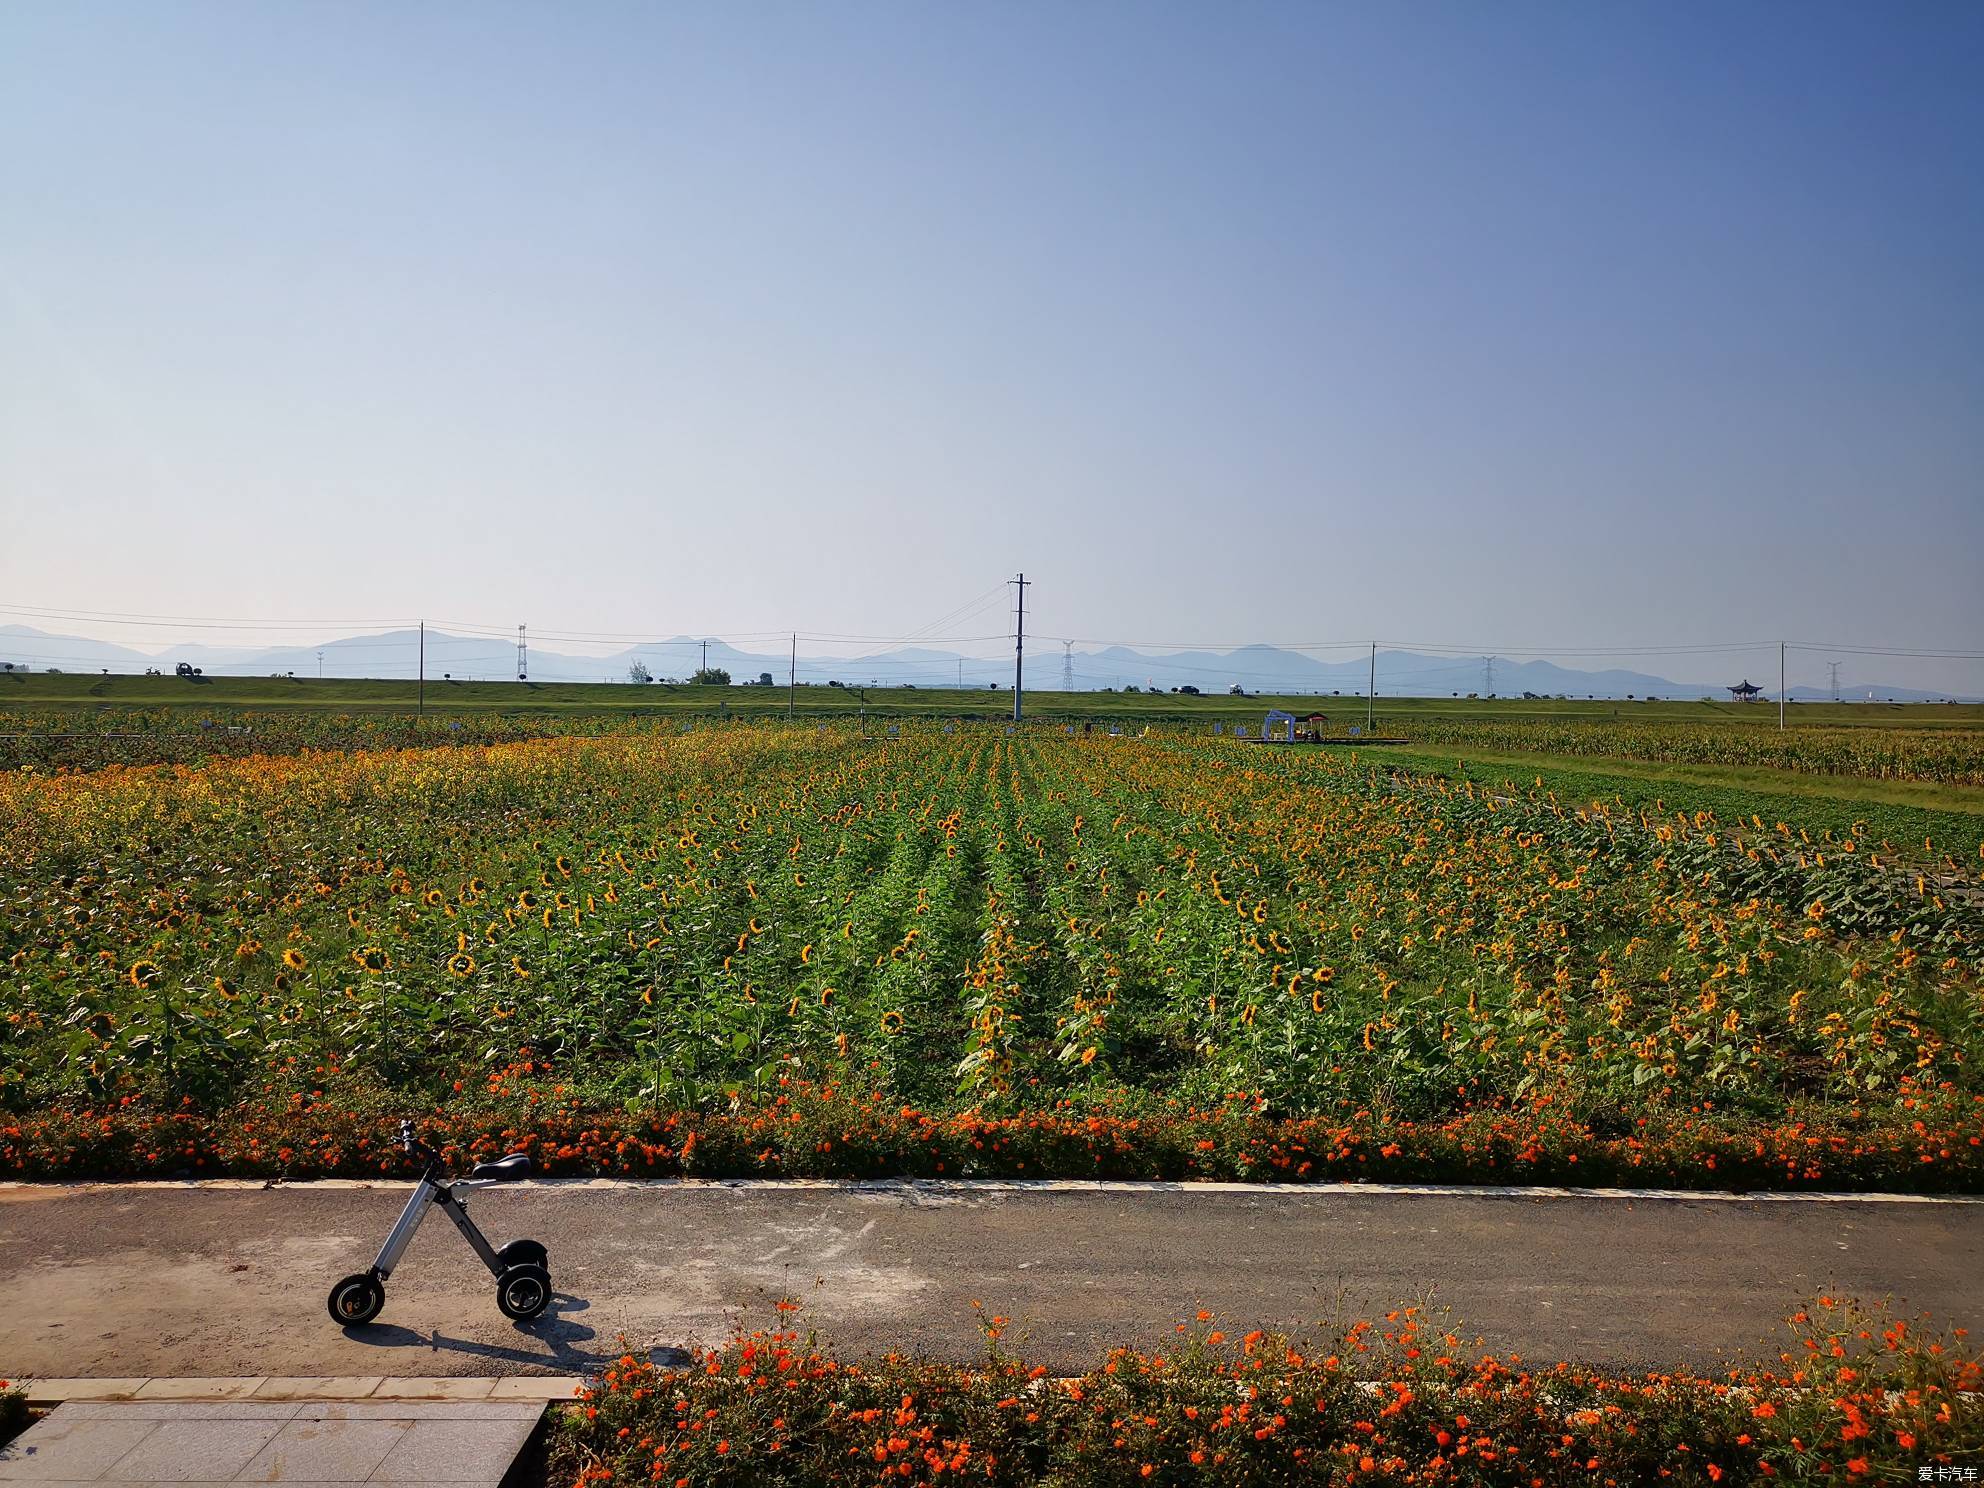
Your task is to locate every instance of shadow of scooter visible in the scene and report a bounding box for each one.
[342,1292,692,1373]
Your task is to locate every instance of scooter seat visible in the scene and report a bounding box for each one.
[470,1152,532,1181]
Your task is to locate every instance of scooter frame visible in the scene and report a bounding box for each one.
[327,1122,550,1326]
[372,1165,509,1282]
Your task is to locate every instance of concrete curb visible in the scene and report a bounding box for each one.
[9,1377,583,1409]
[3,1176,1981,1203]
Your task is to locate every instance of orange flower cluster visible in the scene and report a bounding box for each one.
[555,1294,1980,1486]
[3,1077,1979,1193]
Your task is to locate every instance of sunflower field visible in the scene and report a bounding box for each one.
[2,727,1980,1186]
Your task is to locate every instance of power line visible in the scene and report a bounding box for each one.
[1789,642,1984,659]
[894,582,1011,645]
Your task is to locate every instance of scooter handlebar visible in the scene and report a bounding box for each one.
[396,1121,440,1168]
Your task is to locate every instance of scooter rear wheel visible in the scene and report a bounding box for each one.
[328,1272,385,1326]
[495,1262,552,1321]
[497,1238,548,1271]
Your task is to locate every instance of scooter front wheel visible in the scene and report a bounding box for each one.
[495,1262,552,1321]
[328,1272,385,1326]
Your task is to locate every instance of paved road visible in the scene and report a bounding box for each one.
[2,1182,1978,1380]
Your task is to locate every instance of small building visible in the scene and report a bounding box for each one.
[1727,680,1764,702]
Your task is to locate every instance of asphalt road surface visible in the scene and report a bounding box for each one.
[2,1181,1978,1380]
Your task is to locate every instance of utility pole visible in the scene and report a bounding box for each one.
[1010,572,1031,723]
[1367,643,1376,732]
[1828,660,1841,704]
[700,638,709,677]
[316,649,324,679]
[418,621,425,716]
[1779,641,1786,731]
[788,634,796,719]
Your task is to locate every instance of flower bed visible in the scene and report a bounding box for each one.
[551,1296,1980,1486]
[0,1381,29,1452]
[4,1079,1979,1193]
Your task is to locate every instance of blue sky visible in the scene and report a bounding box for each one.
[2,2,1979,691]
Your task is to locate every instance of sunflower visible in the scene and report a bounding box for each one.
[213,977,239,998]
[128,959,161,989]
[447,952,475,977]
[352,946,389,974]
[880,1010,904,1034]
[423,889,444,907]
[517,890,538,910]
[510,957,530,979]
[467,876,488,896]
[281,948,308,971]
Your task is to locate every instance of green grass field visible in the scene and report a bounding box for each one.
[1387,744,1984,862]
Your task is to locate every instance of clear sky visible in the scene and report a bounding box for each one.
[2,1,1980,690]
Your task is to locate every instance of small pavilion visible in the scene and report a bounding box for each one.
[1727,679,1764,702]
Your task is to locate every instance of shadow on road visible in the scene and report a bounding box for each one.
[339,1292,692,1373]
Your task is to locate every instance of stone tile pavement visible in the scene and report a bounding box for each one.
[12,1381,580,1407]
[0,1388,577,1486]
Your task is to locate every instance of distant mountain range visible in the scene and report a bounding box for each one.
[0,624,1972,703]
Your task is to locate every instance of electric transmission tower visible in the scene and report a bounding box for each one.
[516,624,528,681]
[1482,655,1495,696]
[1829,661,1841,703]
[1062,640,1074,693]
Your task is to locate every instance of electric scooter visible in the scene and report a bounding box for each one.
[326,1121,552,1326]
